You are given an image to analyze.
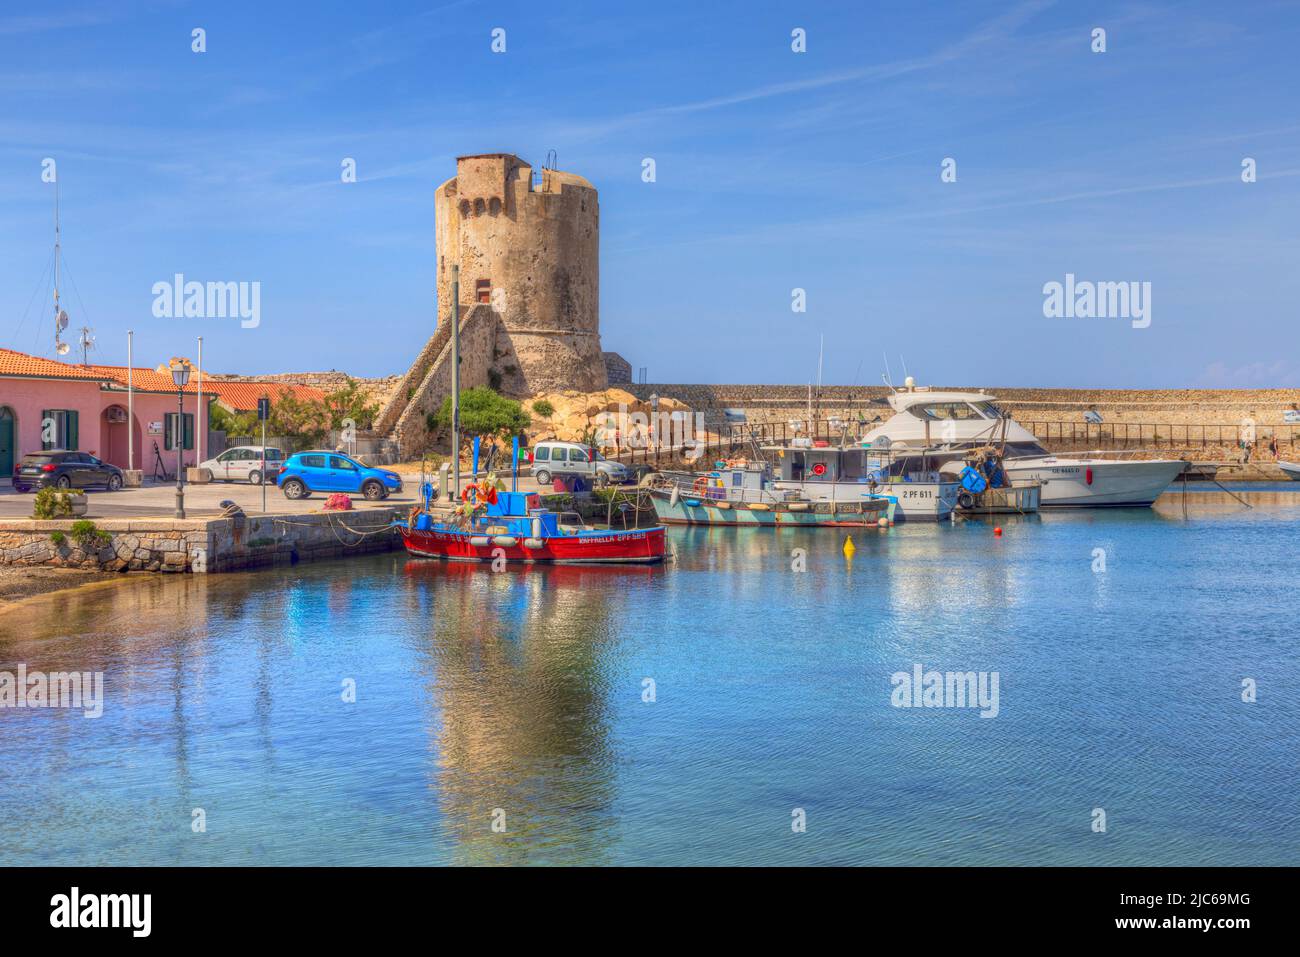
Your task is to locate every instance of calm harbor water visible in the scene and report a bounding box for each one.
[2,504,1298,866]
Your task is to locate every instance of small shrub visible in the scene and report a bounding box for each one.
[70,519,111,550]
[49,530,66,547]
[33,487,75,519]
[531,399,555,419]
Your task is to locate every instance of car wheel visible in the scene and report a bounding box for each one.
[535,469,551,485]
[282,479,308,500]
[362,480,385,501]
[595,471,610,489]
[107,474,123,491]
[55,475,72,489]
[248,470,262,486]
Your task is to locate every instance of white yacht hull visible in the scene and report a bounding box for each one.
[1279,461,1300,481]
[1004,457,1184,507]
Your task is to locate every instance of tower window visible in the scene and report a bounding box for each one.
[476,279,491,304]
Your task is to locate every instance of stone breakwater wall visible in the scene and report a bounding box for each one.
[624,384,1300,426]
[0,509,402,574]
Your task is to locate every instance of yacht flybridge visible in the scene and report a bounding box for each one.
[860,384,1185,507]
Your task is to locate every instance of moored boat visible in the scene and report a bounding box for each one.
[647,460,896,527]
[764,443,959,522]
[398,484,665,564]
[861,383,1185,507]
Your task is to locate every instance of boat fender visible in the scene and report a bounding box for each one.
[493,535,518,547]
[684,498,702,507]
[714,501,731,510]
[523,538,545,549]
[957,491,976,510]
[787,502,811,512]
[1086,467,1093,486]
[469,535,491,547]
[669,485,680,508]
[748,503,771,511]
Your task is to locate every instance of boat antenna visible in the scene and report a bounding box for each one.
[882,353,896,392]
[900,355,910,385]
[53,180,70,357]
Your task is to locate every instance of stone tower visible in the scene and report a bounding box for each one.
[434,153,607,396]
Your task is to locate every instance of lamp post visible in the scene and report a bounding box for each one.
[171,360,191,518]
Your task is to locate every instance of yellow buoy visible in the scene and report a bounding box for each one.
[843,535,856,556]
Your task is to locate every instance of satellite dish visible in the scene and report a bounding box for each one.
[56,310,69,332]
[56,342,70,355]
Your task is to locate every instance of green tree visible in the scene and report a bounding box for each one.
[208,403,259,437]
[434,387,531,450]
[267,392,329,449]
[324,378,379,431]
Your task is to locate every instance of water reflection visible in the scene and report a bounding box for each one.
[1,506,1297,865]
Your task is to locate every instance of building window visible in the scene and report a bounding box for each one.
[164,412,194,451]
[40,409,79,451]
[476,279,491,304]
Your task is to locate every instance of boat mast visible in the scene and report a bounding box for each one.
[450,264,461,499]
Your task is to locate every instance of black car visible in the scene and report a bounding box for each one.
[12,450,124,492]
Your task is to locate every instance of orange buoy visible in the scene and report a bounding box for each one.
[994,526,1003,537]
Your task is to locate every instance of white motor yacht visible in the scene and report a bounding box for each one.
[860,385,1185,507]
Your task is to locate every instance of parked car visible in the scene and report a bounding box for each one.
[276,451,403,501]
[528,441,630,488]
[12,450,124,492]
[198,446,284,485]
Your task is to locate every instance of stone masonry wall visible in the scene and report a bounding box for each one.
[0,509,401,574]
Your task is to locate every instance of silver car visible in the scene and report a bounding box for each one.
[199,446,284,485]
[529,441,630,488]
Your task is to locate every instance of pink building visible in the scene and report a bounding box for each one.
[0,348,210,477]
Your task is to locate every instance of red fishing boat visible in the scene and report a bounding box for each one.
[398,485,665,564]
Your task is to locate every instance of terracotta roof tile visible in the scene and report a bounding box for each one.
[1,348,328,410]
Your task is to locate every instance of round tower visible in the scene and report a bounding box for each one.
[435,153,606,397]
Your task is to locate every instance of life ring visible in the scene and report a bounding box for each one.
[811,462,827,476]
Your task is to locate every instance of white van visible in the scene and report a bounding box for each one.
[199,446,285,485]
[529,441,630,488]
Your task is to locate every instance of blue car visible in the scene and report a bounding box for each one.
[277,451,403,501]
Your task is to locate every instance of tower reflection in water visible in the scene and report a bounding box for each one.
[399,560,661,865]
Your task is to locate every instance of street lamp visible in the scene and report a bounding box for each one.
[171,360,191,518]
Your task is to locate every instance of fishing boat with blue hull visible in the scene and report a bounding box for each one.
[398,482,666,564]
[648,461,897,527]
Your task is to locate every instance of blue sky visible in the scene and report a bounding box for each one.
[2,0,1298,388]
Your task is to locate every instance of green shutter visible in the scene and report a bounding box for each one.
[164,413,174,451]
[66,410,78,451]
[183,413,194,450]
[41,410,52,450]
